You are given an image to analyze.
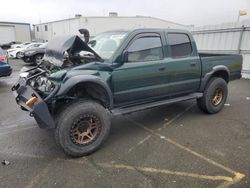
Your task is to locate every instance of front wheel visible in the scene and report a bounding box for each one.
[197,77,228,114]
[55,100,111,157]
[34,54,44,65]
[16,52,21,59]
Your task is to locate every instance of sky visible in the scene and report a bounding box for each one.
[0,0,250,26]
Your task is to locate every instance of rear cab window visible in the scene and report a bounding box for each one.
[167,33,192,58]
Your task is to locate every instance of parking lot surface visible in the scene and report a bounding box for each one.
[0,60,249,188]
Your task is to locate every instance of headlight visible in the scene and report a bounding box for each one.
[20,72,29,78]
[7,49,15,52]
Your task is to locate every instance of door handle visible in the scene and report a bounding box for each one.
[158,67,165,71]
[190,62,197,67]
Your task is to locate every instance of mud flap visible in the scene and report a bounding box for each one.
[33,101,55,129]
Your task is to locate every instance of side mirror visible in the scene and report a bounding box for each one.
[121,51,129,63]
[79,28,90,43]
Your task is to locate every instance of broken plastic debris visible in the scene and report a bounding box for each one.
[246,97,250,100]
[224,103,230,106]
[2,160,10,166]
[160,136,165,139]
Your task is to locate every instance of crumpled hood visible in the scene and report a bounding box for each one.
[43,35,102,67]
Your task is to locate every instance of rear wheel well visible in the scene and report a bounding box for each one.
[201,70,229,92]
[211,70,229,83]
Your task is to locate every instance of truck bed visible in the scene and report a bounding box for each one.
[199,52,242,81]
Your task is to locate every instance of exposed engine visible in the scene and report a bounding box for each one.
[30,76,54,94]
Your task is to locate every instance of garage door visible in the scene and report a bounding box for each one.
[0,25,15,44]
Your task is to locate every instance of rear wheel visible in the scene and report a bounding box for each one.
[197,77,228,114]
[55,100,111,157]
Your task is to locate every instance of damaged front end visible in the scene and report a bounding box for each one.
[12,66,59,128]
[12,34,102,129]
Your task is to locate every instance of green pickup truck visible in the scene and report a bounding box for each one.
[12,28,242,157]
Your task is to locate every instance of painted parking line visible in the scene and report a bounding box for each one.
[216,173,245,188]
[0,103,245,187]
[126,103,194,154]
[126,135,152,154]
[158,103,195,131]
[99,162,233,182]
[0,149,245,187]
[124,117,245,187]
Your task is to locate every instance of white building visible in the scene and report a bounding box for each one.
[0,22,31,44]
[34,14,187,42]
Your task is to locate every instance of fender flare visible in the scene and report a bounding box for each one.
[199,65,230,91]
[56,75,113,108]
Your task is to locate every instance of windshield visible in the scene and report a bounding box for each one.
[88,31,128,59]
[26,43,42,49]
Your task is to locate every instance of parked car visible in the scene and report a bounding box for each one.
[0,48,12,77]
[12,28,242,157]
[20,43,47,65]
[0,41,20,50]
[7,43,43,59]
[9,42,31,50]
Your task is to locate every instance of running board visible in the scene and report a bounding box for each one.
[111,93,203,115]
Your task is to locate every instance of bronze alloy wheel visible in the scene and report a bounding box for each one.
[70,114,101,145]
[212,88,224,106]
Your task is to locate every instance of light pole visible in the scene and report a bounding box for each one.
[237,10,247,22]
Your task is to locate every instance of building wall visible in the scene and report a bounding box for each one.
[192,20,250,79]
[34,16,187,42]
[0,22,31,43]
[14,24,31,42]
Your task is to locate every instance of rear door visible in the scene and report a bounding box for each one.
[112,33,170,105]
[165,32,201,95]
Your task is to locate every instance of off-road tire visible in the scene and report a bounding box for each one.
[197,77,228,114]
[55,100,111,157]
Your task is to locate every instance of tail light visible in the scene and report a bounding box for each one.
[0,55,8,63]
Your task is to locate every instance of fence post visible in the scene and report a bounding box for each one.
[238,25,246,54]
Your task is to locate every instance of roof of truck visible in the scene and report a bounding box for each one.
[102,28,190,34]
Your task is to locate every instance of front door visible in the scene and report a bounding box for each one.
[112,33,170,105]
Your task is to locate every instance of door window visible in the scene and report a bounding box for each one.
[127,36,163,62]
[167,33,192,58]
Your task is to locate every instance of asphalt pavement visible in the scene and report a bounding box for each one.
[0,59,249,188]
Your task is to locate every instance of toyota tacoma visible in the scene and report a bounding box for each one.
[12,29,242,157]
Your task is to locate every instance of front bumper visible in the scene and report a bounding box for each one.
[7,51,15,59]
[12,67,58,129]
